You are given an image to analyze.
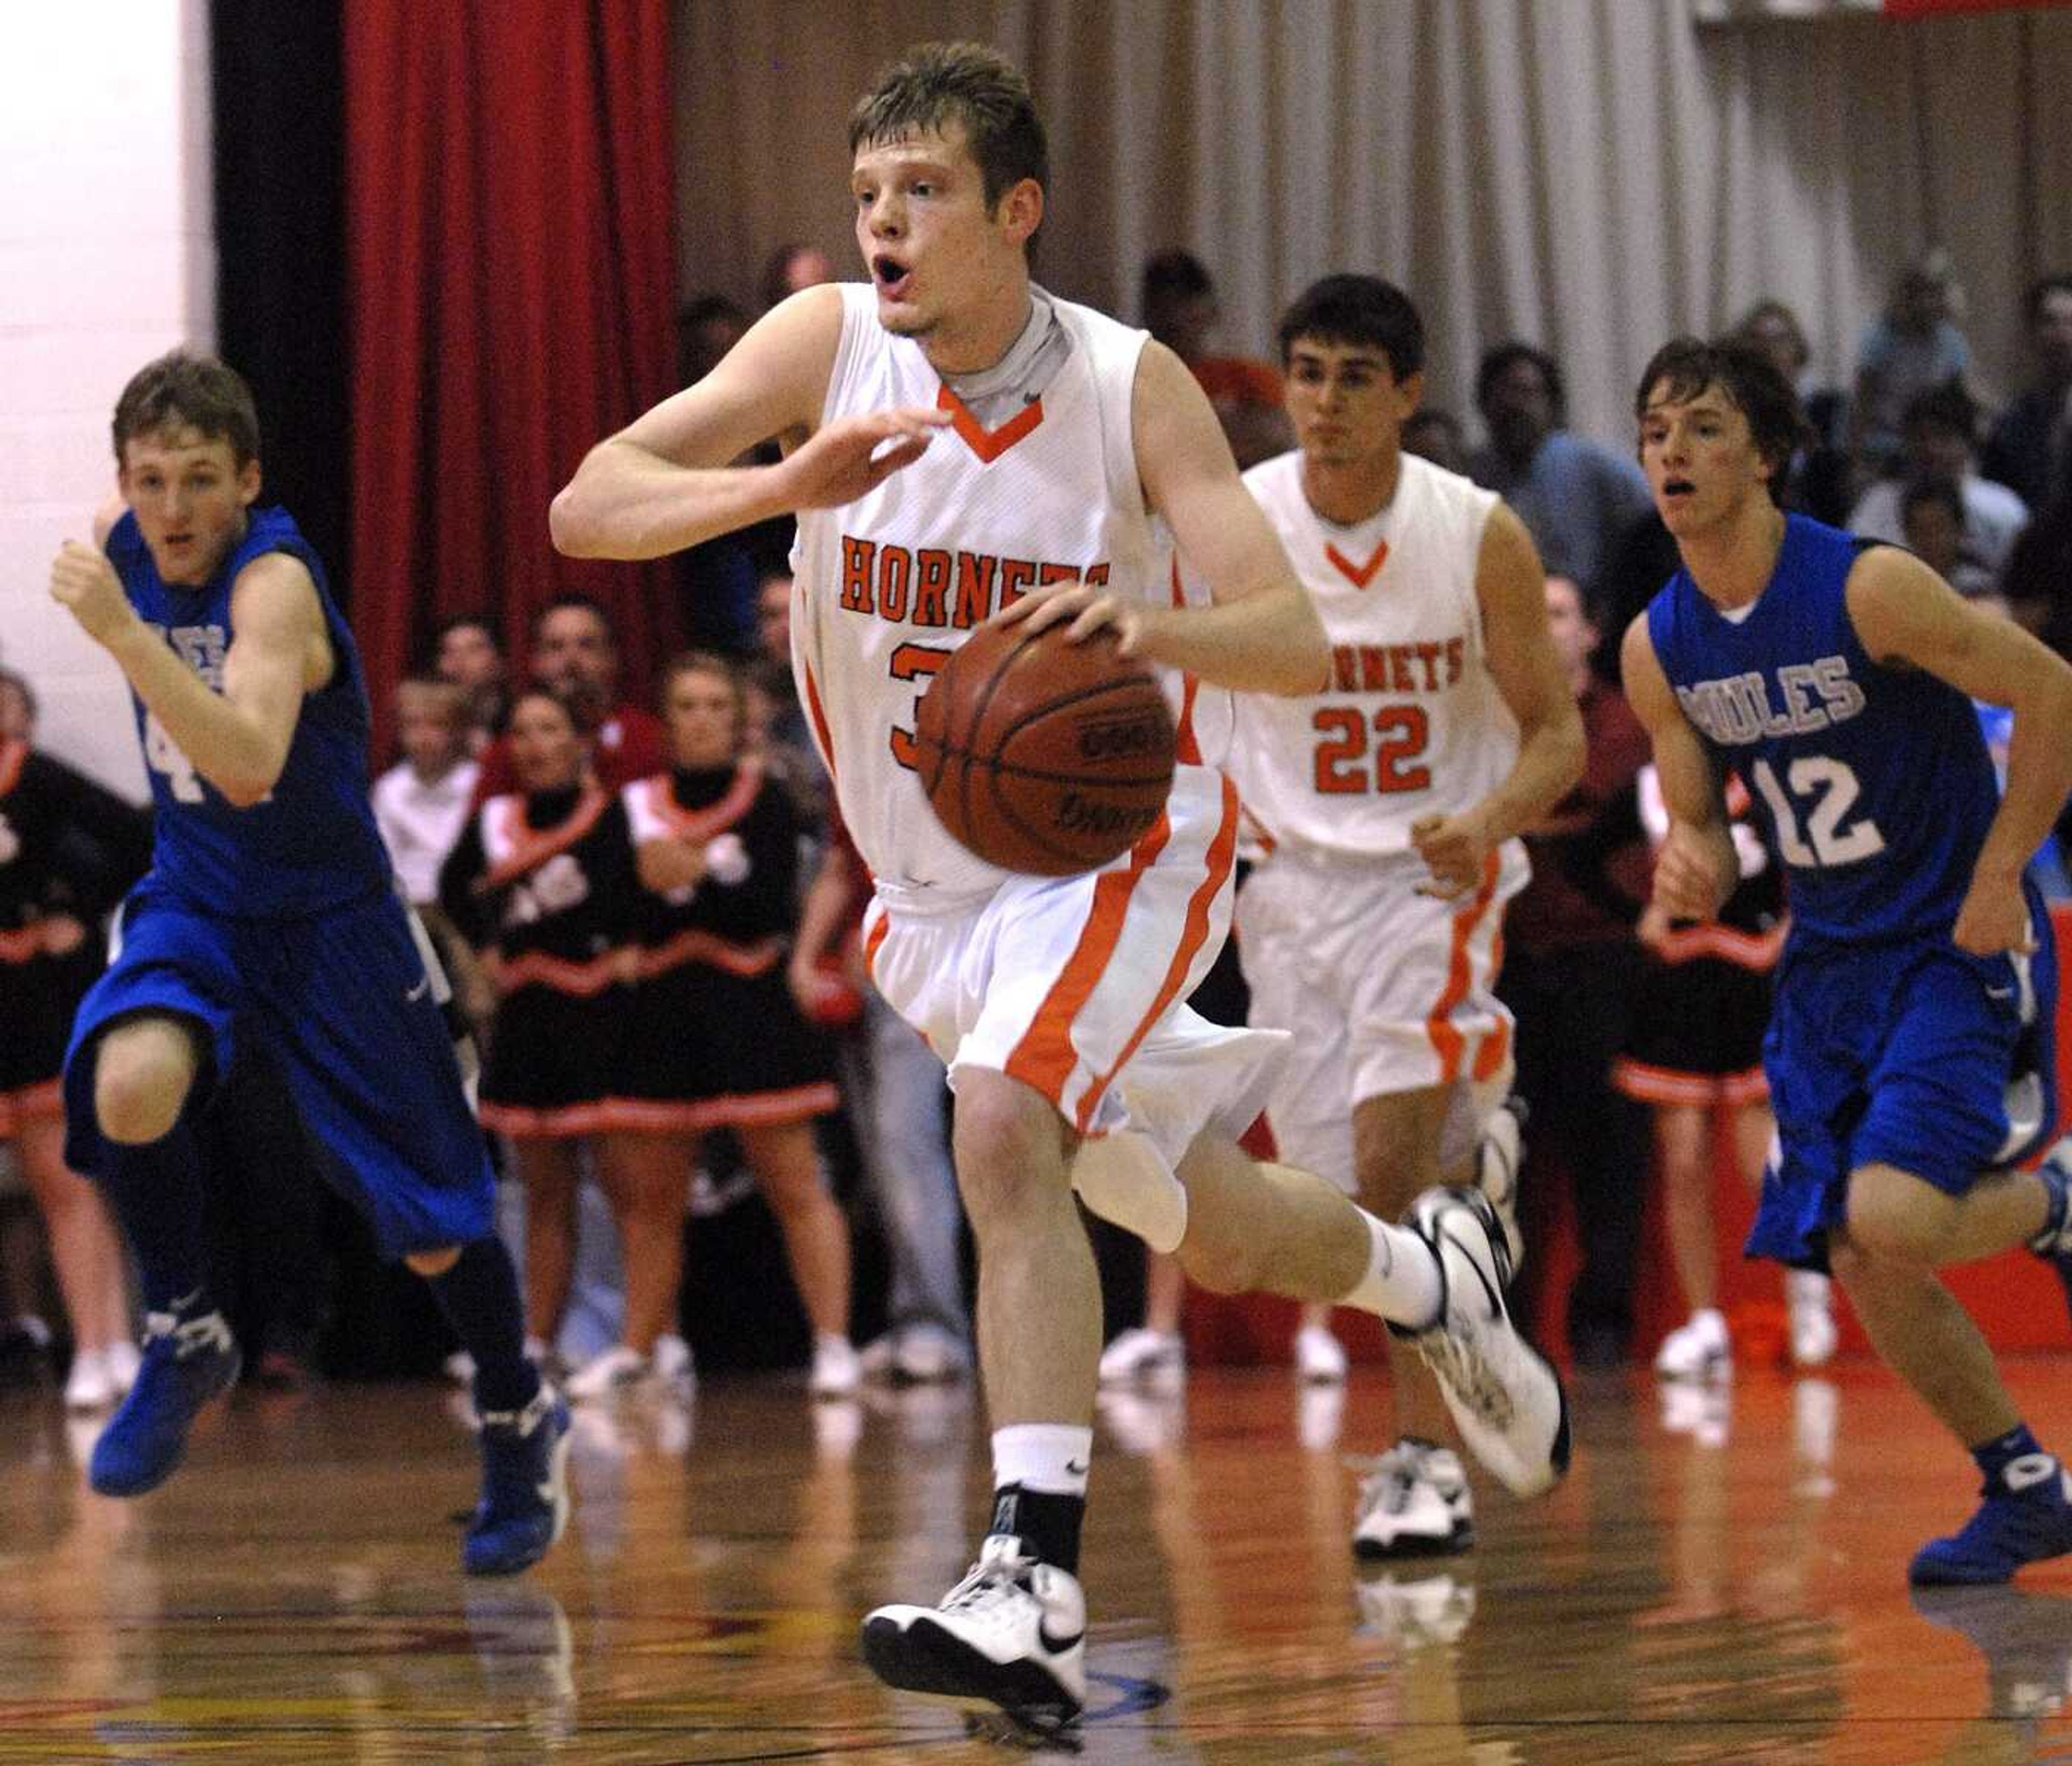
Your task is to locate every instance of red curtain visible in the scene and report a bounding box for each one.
[344,1,678,754]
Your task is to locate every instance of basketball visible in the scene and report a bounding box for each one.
[912,621,1177,876]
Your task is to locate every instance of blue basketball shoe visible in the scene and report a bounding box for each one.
[2026,1138,2072,1322]
[464,1382,572,1576]
[1910,1454,2072,1586]
[89,1295,241,1497]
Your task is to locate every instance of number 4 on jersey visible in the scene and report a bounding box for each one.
[144,712,205,803]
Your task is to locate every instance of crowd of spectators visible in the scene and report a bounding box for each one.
[4,247,2068,1414]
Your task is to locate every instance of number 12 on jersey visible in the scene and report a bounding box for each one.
[1749,754,1885,867]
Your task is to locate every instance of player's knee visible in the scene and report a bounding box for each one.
[405,1246,461,1278]
[1844,1171,1948,1266]
[951,1075,1069,1222]
[1176,1216,1264,1296]
[92,1031,196,1145]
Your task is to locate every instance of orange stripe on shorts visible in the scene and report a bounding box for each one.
[1004,814,1173,1109]
[1426,851,1501,1084]
[1076,774,1239,1131]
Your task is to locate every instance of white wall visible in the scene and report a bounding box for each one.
[0,1,214,798]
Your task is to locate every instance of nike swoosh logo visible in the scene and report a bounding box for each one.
[407,979,430,1001]
[1038,1622,1084,1654]
[1064,1458,1089,1477]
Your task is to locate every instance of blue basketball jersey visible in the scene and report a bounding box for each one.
[106,506,392,917]
[1646,514,2000,945]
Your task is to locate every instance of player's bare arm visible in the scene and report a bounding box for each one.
[1410,506,1585,899]
[49,543,324,808]
[551,287,948,561]
[1001,341,1328,696]
[1848,545,2072,954]
[1621,611,1736,922]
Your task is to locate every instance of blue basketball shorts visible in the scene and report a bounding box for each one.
[64,877,494,1259]
[1746,905,2058,1272]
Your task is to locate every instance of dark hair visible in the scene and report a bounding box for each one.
[1476,342,1564,424]
[2025,272,2072,329]
[1142,249,1214,304]
[1901,380,1979,441]
[1900,474,1966,528]
[1277,275,1424,382]
[508,683,592,737]
[1633,335,1809,500]
[848,42,1048,222]
[112,350,261,469]
[529,594,615,644]
[1730,298,1811,374]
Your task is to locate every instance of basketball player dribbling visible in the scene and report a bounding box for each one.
[1222,276,1583,1560]
[554,42,1566,1729]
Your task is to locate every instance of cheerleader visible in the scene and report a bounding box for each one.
[0,671,151,1408]
[438,686,637,1362]
[589,651,852,1399]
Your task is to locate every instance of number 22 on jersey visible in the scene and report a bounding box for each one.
[1312,705,1432,795]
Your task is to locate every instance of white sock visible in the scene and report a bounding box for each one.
[993,1423,1094,1498]
[1338,1212,1442,1329]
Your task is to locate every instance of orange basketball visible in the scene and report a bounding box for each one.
[912,621,1177,876]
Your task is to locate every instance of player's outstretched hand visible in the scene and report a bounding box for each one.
[781,407,949,510]
[1652,820,1735,924]
[1409,811,1493,901]
[49,540,138,649]
[1953,869,2037,958]
[994,578,1155,656]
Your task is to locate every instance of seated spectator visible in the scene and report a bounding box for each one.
[1468,342,1654,602]
[438,687,647,1374]
[0,667,151,1410]
[1980,272,2072,513]
[1728,299,1853,524]
[2004,448,2072,653]
[434,611,509,755]
[1851,247,1971,476]
[1141,248,1292,468]
[373,677,480,909]
[473,595,667,801]
[1899,476,2003,610]
[605,653,854,1398]
[1401,406,1469,475]
[1848,383,2027,574]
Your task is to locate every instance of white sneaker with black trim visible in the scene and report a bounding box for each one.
[1352,1440,1474,1559]
[1096,1327,1183,1387]
[861,1533,1087,1728]
[1399,1187,1570,1499]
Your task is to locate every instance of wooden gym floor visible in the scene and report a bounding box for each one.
[2,1358,2069,1763]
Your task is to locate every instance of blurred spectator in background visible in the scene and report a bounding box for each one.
[2005,449,2072,658]
[746,566,830,822]
[1496,577,1653,1368]
[1848,383,2027,574]
[473,596,667,801]
[0,666,149,1409]
[1401,406,1469,476]
[759,242,836,312]
[678,292,749,387]
[1900,476,2004,610]
[1982,272,2072,515]
[1141,249,1292,468]
[790,807,969,1383]
[440,686,645,1378]
[1851,248,1970,477]
[1469,342,1653,604]
[608,653,853,1398]
[373,677,480,910]
[433,611,509,755]
[1729,300,1852,524]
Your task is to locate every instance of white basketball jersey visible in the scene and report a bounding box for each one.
[792,283,1229,896]
[1224,451,1518,857]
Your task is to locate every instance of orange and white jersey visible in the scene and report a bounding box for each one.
[791,283,1230,901]
[1223,450,1518,858]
